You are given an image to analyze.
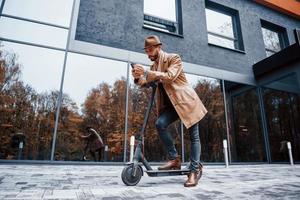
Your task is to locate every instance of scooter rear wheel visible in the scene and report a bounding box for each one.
[121,164,142,186]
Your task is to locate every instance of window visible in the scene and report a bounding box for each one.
[2,0,73,27]
[184,75,226,162]
[57,53,128,162]
[0,42,65,160]
[205,0,244,51]
[143,0,182,35]
[262,74,300,162]
[0,17,68,48]
[128,65,166,161]
[224,81,267,162]
[261,20,289,57]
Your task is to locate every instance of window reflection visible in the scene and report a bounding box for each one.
[225,81,267,162]
[2,0,73,27]
[0,17,68,48]
[208,34,235,49]
[206,9,234,38]
[184,75,226,162]
[144,0,176,21]
[1,42,64,92]
[54,53,128,161]
[262,74,300,162]
[127,66,167,161]
[205,6,240,50]
[127,73,226,162]
[143,0,180,34]
[261,27,281,56]
[260,20,288,57]
[0,41,64,160]
[205,0,244,51]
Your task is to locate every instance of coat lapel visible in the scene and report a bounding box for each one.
[157,51,168,72]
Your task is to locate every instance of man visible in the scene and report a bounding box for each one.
[80,127,104,162]
[132,35,208,187]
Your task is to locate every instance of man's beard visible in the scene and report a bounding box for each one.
[149,55,158,61]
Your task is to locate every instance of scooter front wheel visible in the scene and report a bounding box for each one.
[121,164,142,186]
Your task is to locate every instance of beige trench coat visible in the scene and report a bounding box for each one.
[135,51,207,129]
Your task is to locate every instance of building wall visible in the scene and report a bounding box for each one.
[75,0,300,76]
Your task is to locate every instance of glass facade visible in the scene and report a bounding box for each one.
[0,42,65,160]
[0,0,299,164]
[0,17,68,48]
[0,0,73,161]
[54,53,128,161]
[225,81,267,162]
[262,74,300,162]
[184,75,226,163]
[127,70,168,162]
[2,0,73,27]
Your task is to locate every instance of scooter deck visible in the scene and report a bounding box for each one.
[145,169,190,177]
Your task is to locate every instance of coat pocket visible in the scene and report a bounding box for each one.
[173,89,195,105]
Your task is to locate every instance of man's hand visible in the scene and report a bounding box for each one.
[131,64,145,79]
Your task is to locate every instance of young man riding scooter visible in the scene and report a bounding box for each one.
[131,35,208,187]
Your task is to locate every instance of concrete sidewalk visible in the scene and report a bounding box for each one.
[0,163,299,199]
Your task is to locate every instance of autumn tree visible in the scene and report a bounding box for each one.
[186,79,226,162]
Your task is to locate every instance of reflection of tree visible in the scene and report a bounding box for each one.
[262,28,281,56]
[0,67,129,161]
[217,21,233,37]
[184,79,226,162]
[263,89,300,162]
[0,42,228,162]
[0,45,57,160]
[127,79,227,162]
[79,78,127,161]
[127,84,164,161]
[1,43,235,162]
[0,42,128,161]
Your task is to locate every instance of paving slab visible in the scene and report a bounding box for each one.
[0,164,299,199]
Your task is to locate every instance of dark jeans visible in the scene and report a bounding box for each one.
[155,107,201,172]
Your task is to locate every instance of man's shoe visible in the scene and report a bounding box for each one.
[158,156,181,170]
[184,164,203,187]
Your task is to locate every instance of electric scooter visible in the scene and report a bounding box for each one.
[121,64,192,186]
